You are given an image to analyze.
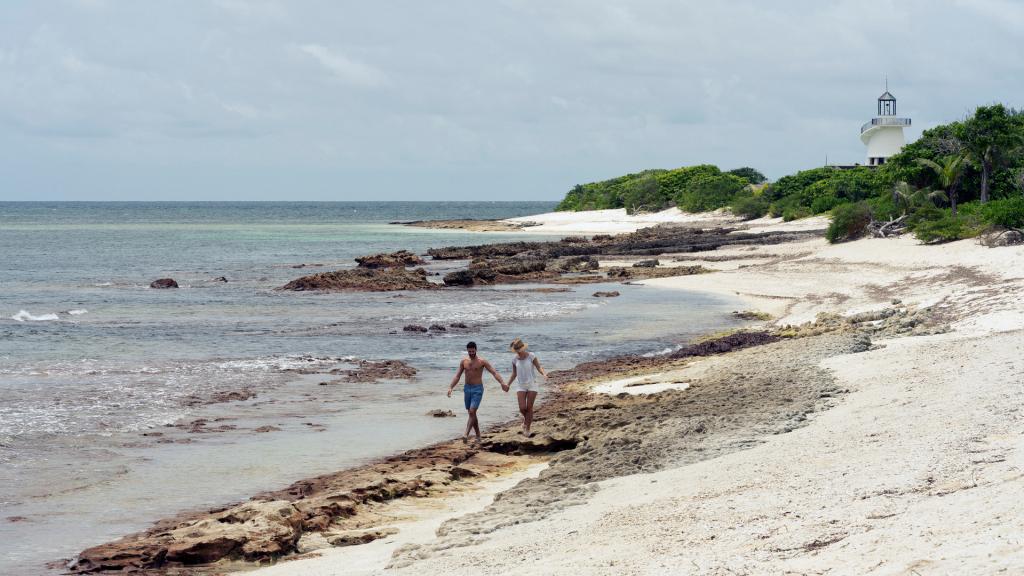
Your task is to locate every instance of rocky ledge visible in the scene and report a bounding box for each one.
[280,267,437,292]
[355,250,425,269]
[68,443,539,574]
[426,223,820,261]
[430,224,820,287]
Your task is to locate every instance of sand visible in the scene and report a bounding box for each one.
[503,207,737,234]
[245,210,1024,575]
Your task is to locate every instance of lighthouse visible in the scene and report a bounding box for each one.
[860,85,911,166]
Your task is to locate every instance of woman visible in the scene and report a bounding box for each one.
[507,338,547,436]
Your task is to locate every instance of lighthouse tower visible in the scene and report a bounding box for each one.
[860,84,911,166]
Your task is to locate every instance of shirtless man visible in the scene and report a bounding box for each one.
[447,341,507,443]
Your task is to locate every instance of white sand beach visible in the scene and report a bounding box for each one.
[506,207,737,234]
[244,210,1024,575]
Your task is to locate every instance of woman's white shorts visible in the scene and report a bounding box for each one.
[515,380,539,393]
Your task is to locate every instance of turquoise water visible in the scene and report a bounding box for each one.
[0,202,743,574]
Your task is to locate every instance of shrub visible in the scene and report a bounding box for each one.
[676,174,748,212]
[764,167,834,203]
[782,205,812,221]
[867,193,900,222]
[762,167,885,219]
[826,202,873,243]
[730,193,770,220]
[981,196,1024,229]
[911,206,984,243]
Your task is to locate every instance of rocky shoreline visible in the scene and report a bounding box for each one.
[65,219,849,574]
[66,300,946,574]
[279,224,823,292]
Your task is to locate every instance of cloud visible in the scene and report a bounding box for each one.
[295,44,388,87]
[1,0,1023,200]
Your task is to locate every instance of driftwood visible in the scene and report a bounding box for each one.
[868,215,909,238]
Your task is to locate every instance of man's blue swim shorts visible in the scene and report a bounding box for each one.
[464,384,483,410]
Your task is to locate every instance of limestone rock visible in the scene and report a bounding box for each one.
[355,250,425,269]
[281,268,435,292]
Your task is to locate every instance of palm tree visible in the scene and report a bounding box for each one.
[892,181,947,215]
[916,154,967,215]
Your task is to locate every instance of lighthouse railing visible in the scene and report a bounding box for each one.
[861,117,911,134]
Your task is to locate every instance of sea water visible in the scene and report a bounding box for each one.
[0,202,743,574]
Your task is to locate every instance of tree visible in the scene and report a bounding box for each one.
[916,154,967,215]
[622,174,666,214]
[957,104,1024,204]
[892,181,947,215]
[727,167,767,185]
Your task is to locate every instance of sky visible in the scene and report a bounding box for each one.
[2,0,1023,201]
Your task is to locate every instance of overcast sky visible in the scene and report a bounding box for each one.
[2,0,1023,201]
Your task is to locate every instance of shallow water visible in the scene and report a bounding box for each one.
[0,202,743,574]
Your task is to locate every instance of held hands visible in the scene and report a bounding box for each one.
[501,382,509,393]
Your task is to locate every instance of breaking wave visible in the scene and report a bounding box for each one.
[11,310,60,322]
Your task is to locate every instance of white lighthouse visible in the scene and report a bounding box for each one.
[860,85,911,166]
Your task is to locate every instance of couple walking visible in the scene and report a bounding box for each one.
[446,338,546,443]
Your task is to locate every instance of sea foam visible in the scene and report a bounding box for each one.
[11,310,60,322]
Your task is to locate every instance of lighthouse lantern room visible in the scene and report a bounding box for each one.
[860,84,911,166]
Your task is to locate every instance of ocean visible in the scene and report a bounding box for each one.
[0,202,744,574]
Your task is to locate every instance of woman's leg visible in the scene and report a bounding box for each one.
[516,391,528,433]
[524,391,538,434]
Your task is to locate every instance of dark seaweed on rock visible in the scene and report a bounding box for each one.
[280,267,436,292]
[670,330,781,359]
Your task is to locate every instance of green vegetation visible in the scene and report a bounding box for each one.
[726,167,767,184]
[729,189,770,220]
[556,164,758,215]
[825,202,873,243]
[676,173,748,212]
[555,103,1024,245]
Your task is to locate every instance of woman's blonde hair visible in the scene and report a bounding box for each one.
[510,338,528,352]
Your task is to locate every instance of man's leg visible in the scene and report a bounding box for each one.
[463,409,473,442]
[469,407,481,441]
[524,391,538,434]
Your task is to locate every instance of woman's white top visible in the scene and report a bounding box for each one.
[512,352,537,384]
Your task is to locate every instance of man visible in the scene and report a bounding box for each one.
[447,341,507,443]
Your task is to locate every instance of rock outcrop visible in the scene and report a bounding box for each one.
[149,278,178,289]
[554,255,600,273]
[430,224,822,288]
[443,258,555,286]
[355,250,425,269]
[341,359,417,383]
[605,265,710,280]
[71,501,304,573]
[427,224,821,262]
[280,268,435,292]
